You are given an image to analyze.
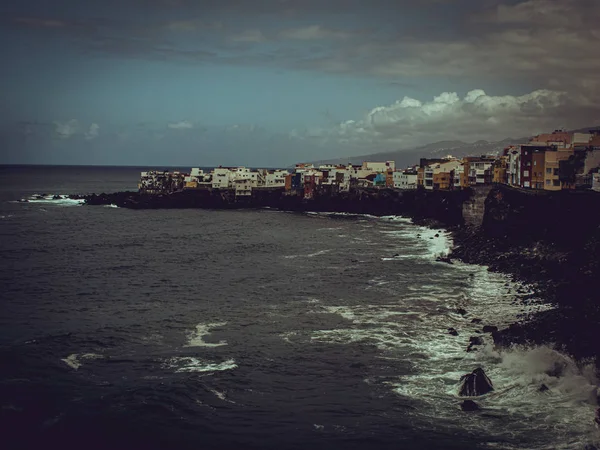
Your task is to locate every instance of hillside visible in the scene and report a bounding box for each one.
[311,138,526,168]
[311,125,600,169]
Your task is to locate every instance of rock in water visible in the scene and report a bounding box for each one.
[482,325,498,333]
[460,400,480,411]
[538,384,549,392]
[448,327,459,336]
[459,368,494,397]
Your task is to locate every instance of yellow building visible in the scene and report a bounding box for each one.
[492,157,508,184]
[543,148,573,190]
[433,172,452,190]
[417,167,425,187]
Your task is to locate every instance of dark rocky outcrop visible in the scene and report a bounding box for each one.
[75,187,471,227]
[538,384,549,393]
[448,328,459,336]
[460,400,480,411]
[451,184,600,366]
[459,368,494,397]
[469,336,483,346]
[482,325,498,333]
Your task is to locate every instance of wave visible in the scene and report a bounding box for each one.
[298,254,597,449]
[17,194,85,206]
[164,357,237,373]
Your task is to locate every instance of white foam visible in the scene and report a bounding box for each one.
[27,194,84,206]
[60,353,102,370]
[284,249,331,259]
[104,204,119,208]
[300,257,596,448]
[165,357,237,373]
[185,322,228,347]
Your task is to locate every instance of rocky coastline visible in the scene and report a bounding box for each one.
[71,186,600,368]
[450,186,600,369]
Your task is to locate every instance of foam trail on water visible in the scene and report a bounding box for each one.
[61,353,103,370]
[185,322,228,347]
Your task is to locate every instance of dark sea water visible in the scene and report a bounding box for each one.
[1,165,599,450]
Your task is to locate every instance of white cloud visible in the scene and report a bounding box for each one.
[85,123,100,140]
[307,88,590,149]
[168,120,194,129]
[279,25,349,40]
[54,119,79,139]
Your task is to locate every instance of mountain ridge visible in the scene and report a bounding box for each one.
[310,125,600,169]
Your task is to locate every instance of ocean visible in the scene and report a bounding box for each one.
[0,165,598,450]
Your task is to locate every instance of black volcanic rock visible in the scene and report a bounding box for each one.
[448,328,459,336]
[482,325,498,333]
[460,400,480,411]
[459,368,494,397]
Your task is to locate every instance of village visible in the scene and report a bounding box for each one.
[138,128,600,197]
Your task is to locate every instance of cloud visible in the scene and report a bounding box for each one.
[303,88,598,149]
[13,17,66,28]
[85,123,100,140]
[54,119,79,139]
[168,120,194,129]
[279,25,350,40]
[229,29,267,43]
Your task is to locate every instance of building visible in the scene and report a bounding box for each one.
[373,173,387,187]
[543,147,573,190]
[265,169,289,188]
[461,156,495,187]
[139,170,187,194]
[393,169,418,189]
[362,161,395,172]
[492,157,508,184]
[433,172,452,190]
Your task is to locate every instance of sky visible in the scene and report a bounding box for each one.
[1,0,599,167]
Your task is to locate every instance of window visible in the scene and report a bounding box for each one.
[546,168,552,174]
[546,180,551,185]
[554,168,559,176]
[534,160,537,166]
[524,170,529,177]
[553,180,560,187]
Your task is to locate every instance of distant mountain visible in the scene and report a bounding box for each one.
[311,125,600,169]
[311,137,527,169]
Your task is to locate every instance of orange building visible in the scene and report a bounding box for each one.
[433,172,452,190]
[385,170,394,188]
[531,151,546,189]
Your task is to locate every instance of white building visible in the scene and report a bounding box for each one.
[592,172,600,191]
[507,149,521,187]
[362,161,395,172]
[265,169,289,187]
[393,171,418,189]
[212,167,233,189]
